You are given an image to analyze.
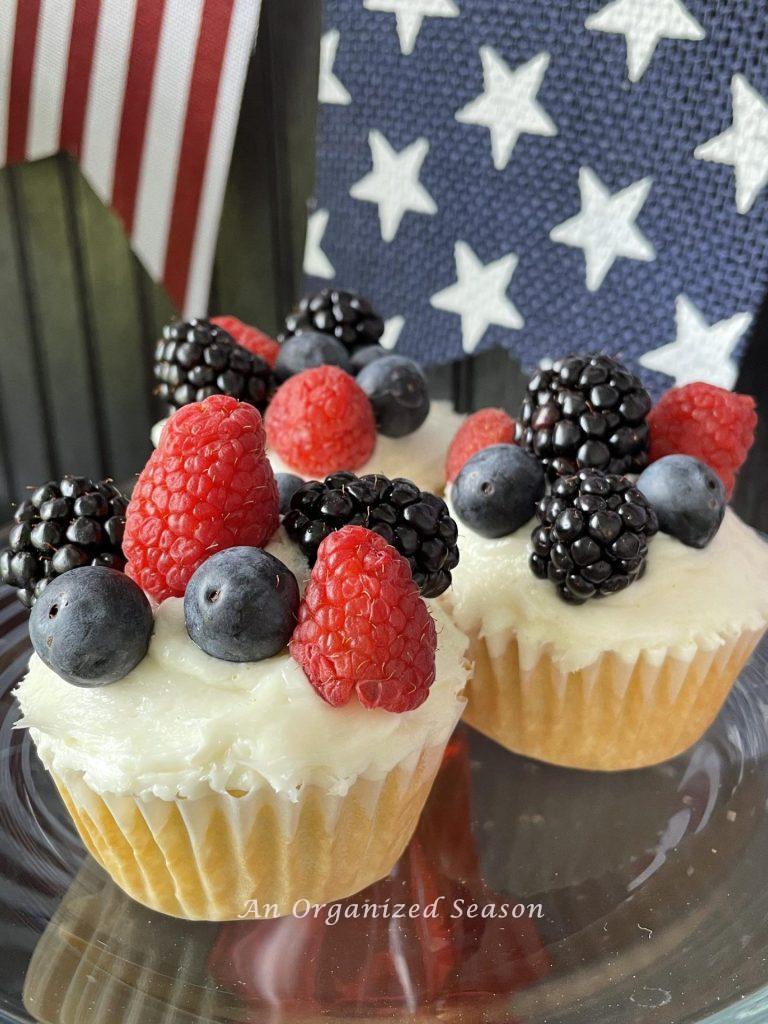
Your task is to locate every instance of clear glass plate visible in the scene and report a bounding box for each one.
[2,580,768,1024]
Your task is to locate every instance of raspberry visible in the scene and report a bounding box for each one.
[446,408,516,483]
[123,395,279,601]
[265,366,376,476]
[211,315,280,368]
[289,526,437,713]
[647,383,757,498]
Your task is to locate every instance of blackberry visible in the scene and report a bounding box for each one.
[283,471,459,598]
[516,354,652,479]
[530,470,658,604]
[154,318,274,411]
[281,289,384,352]
[0,477,128,607]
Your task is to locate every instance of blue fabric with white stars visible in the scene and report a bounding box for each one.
[309,0,768,393]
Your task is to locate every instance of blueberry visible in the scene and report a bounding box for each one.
[452,444,545,538]
[29,567,153,687]
[636,455,726,548]
[350,345,388,373]
[275,472,305,516]
[274,331,352,382]
[356,355,430,438]
[184,547,299,662]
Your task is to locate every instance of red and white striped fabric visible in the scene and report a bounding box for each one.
[0,0,260,316]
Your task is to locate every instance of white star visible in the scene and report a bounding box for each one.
[303,209,335,278]
[694,75,768,215]
[364,0,459,56]
[455,49,557,171]
[430,241,523,354]
[549,167,655,291]
[380,316,405,350]
[350,130,437,242]
[640,295,752,389]
[586,0,704,83]
[318,30,351,106]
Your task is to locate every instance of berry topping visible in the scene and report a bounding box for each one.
[516,354,652,478]
[446,408,516,483]
[451,444,545,539]
[282,288,384,352]
[153,318,274,412]
[357,355,431,438]
[647,382,756,499]
[289,526,437,712]
[184,547,299,662]
[29,566,153,686]
[264,366,376,477]
[275,472,305,516]
[637,455,726,549]
[123,395,279,602]
[0,477,128,607]
[211,315,280,368]
[350,344,387,373]
[530,470,658,603]
[274,331,352,383]
[284,471,459,598]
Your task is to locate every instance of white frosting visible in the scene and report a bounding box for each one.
[150,417,167,448]
[152,400,464,495]
[447,502,768,672]
[262,528,311,594]
[15,598,468,803]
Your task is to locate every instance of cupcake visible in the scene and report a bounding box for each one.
[8,395,468,920]
[446,358,767,771]
[151,296,463,494]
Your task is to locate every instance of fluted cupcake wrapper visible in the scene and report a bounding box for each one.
[462,627,765,771]
[51,734,454,922]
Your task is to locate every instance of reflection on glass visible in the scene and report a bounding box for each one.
[8,637,768,1024]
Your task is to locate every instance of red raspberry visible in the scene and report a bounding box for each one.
[446,408,516,483]
[648,382,757,499]
[211,314,280,368]
[124,395,279,601]
[265,366,376,476]
[290,526,437,713]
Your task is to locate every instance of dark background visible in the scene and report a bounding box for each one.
[0,0,764,531]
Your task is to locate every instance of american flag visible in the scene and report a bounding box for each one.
[308,0,768,395]
[0,0,260,316]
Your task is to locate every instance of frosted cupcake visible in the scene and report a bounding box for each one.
[446,358,766,771]
[151,303,462,494]
[9,395,468,920]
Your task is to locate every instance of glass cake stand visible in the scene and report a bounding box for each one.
[2,578,768,1024]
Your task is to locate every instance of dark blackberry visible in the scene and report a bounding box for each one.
[283,471,459,598]
[281,289,384,352]
[516,354,652,479]
[529,470,658,604]
[154,318,274,411]
[0,477,129,607]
